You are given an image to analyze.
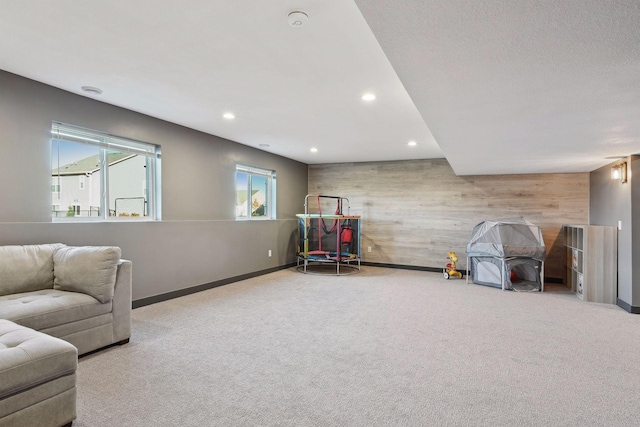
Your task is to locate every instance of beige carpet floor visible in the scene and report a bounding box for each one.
[74,267,640,426]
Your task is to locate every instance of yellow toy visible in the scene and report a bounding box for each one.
[443,252,463,279]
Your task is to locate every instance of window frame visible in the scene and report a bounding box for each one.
[235,164,276,220]
[50,121,162,221]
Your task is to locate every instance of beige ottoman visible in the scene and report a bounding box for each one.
[0,319,77,427]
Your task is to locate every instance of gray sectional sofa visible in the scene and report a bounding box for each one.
[0,243,132,355]
[0,320,78,427]
[0,243,132,427]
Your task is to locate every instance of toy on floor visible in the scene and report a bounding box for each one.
[443,251,463,279]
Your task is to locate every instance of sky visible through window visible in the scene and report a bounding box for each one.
[236,172,248,190]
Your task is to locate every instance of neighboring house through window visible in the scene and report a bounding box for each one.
[236,164,276,219]
[51,122,161,220]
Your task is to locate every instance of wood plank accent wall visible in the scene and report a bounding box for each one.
[308,159,589,279]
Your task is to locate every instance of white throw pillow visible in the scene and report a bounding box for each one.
[53,246,121,303]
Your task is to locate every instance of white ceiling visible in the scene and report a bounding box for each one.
[355,0,640,174]
[1,1,639,174]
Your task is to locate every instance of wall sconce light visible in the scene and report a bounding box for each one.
[611,162,627,183]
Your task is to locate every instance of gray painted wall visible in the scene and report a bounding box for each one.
[632,156,640,307]
[589,156,635,307]
[0,70,308,301]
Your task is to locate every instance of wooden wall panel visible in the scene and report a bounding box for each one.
[308,159,588,279]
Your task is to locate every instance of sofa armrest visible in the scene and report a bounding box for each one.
[111,259,132,343]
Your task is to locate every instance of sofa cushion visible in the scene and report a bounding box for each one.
[0,244,65,297]
[0,290,112,331]
[0,319,77,400]
[53,246,121,303]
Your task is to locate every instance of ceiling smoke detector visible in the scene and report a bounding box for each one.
[288,11,308,27]
[81,86,102,95]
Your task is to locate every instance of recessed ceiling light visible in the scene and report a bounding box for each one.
[259,144,270,148]
[223,112,236,120]
[81,86,102,95]
[361,93,376,101]
[310,147,318,153]
[408,141,417,147]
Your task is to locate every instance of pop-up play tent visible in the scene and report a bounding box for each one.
[465,217,546,291]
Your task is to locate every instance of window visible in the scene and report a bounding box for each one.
[236,164,276,219]
[51,177,60,194]
[51,122,161,220]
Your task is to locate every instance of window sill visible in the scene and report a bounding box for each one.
[52,217,158,223]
